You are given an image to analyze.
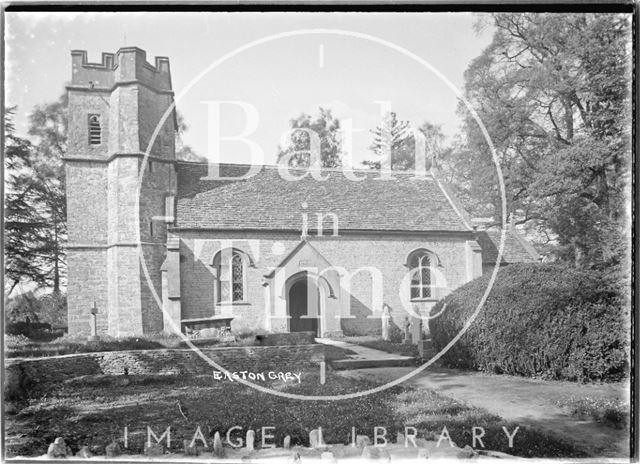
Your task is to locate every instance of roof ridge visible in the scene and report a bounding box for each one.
[176,160,436,178]
[431,168,473,231]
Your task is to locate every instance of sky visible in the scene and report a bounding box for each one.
[5,12,494,165]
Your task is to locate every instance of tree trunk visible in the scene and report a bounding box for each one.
[562,96,574,142]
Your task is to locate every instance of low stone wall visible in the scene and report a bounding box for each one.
[255,331,317,346]
[5,344,345,392]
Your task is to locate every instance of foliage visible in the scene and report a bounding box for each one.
[556,396,629,429]
[429,263,629,382]
[5,291,67,329]
[363,111,411,169]
[277,107,342,168]
[5,99,67,295]
[175,111,207,162]
[388,323,404,343]
[5,334,32,348]
[452,13,631,269]
[6,370,582,458]
[363,112,443,171]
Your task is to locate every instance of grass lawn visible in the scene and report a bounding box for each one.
[556,396,629,429]
[340,335,419,357]
[6,369,583,458]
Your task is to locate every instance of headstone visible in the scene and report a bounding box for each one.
[321,451,335,461]
[105,441,121,457]
[144,442,164,456]
[5,402,19,415]
[212,432,225,458]
[283,435,291,449]
[47,437,69,458]
[396,432,405,444]
[403,317,411,344]
[310,428,325,448]
[361,446,377,459]
[381,305,391,341]
[356,435,370,448]
[361,445,390,460]
[457,444,478,459]
[245,430,255,451]
[5,367,27,403]
[76,445,93,458]
[183,440,199,456]
[411,316,422,344]
[417,339,430,359]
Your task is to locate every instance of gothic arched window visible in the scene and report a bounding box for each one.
[409,251,434,300]
[213,250,245,303]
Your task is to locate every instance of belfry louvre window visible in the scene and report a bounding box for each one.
[88,114,101,145]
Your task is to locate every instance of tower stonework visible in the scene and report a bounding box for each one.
[65,47,176,336]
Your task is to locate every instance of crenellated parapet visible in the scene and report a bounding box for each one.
[70,47,172,93]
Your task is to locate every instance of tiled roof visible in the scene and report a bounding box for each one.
[175,163,472,232]
[476,228,540,264]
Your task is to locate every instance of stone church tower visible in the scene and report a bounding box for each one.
[64,47,176,336]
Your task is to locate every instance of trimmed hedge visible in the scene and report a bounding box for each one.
[429,263,629,382]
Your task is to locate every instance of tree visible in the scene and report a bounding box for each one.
[457,13,631,269]
[5,107,37,295]
[363,112,444,171]
[5,96,68,295]
[5,291,67,326]
[277,108,342,168]
[175,111,207,162]
[363,111,411,170]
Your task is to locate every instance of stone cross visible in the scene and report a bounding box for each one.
[88,302,99,342]
[381,305,391,341]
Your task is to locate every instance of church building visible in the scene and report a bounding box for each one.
[64,47,539,338]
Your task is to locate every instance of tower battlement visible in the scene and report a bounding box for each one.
[70,47,172,92]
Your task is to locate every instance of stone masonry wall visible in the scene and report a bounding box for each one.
[177,230,471,335]
[66,249,109,336]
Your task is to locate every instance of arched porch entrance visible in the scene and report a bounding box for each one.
[263,240,343,337]
[285,272,323,336]
[287,274,320,334]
